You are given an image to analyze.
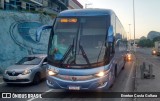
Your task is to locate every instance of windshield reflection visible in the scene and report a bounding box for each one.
[48,16,110,68]
[16,57,42,65]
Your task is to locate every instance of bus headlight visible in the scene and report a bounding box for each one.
[48,70,57,76]
[127,54,132,60]
[95,71,105,77]
[127,54,131,58]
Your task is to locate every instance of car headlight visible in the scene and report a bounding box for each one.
[127,54,131,58]
[153,51,156,53]
[95,71,105,77]
[22,69,31,75]
[48,70,57,76]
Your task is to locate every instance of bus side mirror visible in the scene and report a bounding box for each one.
[107,26,114,43]
[107,26,115,54]
[36,25,52,42]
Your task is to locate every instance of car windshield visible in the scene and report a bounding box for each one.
[16,57,42,65]
[48,16,110,68]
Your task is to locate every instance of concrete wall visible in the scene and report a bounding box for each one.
[0,10,54,73]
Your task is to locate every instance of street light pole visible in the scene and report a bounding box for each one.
[128,24,131,40]
[85,3,92,8]
[128,24,131,50]
[133,0,136,52]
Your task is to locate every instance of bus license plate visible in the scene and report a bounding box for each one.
[9,77,17,80]
[69,86,80,90]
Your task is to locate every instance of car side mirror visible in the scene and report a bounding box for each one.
[36,25,52,42]
[42,62,47,65]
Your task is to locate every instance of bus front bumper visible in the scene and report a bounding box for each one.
[46,74,110,90]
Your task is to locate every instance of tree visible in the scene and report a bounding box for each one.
[152,36,160,43]
[140,36,146,40]
[138,38,154,47]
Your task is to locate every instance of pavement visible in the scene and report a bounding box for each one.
[0,67,3,83]
[134,48,160,101]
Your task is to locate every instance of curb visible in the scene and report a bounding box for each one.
[134,53,138,92]
[132,52,142,101]
[133,53,138,101]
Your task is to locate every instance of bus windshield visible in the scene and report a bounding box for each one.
[48,16,110,68]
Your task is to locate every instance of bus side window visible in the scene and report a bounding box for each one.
[104,41,114,63]
[109,42,115,57]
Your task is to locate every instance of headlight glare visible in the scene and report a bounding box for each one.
[153,51,156,53]
[127,54,131,58]
[95,71,105,77]
[48,70,57,76]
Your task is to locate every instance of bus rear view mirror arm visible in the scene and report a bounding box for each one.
[36,25,52,42]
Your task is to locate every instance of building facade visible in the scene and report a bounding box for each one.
[68,0,83,9]
[0,0,69,14]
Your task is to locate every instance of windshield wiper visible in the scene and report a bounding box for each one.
[60,38,75,66]
[79,45,91,66]
[60,45,74,65]
[60,44,91,67]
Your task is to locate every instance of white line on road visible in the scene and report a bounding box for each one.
[27,89,53,101]
[121,62,135,101]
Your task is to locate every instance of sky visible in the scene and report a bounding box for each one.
[77,0,160,39]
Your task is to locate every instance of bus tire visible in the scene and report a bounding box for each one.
[122,61,125,70]
[114,65,117,78]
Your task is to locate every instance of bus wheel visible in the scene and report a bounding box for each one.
[114,65,117,78]
[122,62,125,70]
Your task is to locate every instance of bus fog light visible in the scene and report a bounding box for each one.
[48,80,53,85]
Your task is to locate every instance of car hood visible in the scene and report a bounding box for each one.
[6,65,38,71]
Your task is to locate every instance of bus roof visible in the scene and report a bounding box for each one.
[58,9,115,17]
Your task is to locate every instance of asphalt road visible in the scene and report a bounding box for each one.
[135,47,160,66]
[134,48,160,101]
[0,55,136,101]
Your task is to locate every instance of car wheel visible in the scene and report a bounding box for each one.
[33,73,40,85]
